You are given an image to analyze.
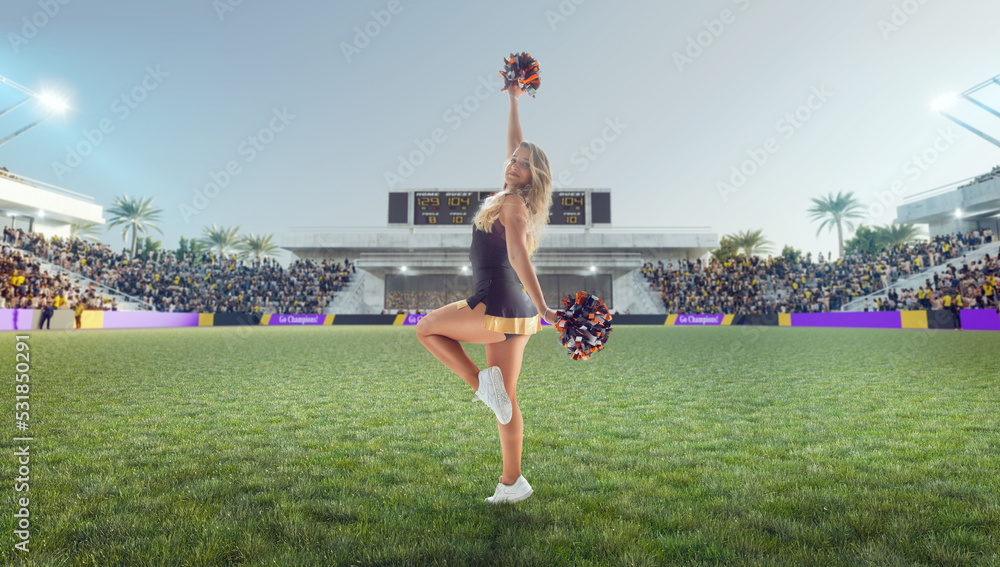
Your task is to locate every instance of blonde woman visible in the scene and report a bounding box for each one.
[416,83,557,504]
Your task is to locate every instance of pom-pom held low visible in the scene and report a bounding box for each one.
[554,291,613,360]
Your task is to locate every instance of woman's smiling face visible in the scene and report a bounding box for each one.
[505,146,532,188]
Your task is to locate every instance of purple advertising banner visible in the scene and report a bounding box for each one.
[0,309,36,331]
[401,313,552,326]
[103,311,200,329]
[268,313,326,326]
[960,309,1000,331]
[403,314,426,326]
[675,314,725,325]
[790,312,901,329]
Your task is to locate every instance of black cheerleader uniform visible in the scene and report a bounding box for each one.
[457,215,541,337]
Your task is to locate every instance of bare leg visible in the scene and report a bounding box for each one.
[416,301,505,389]
[486,334,530,485]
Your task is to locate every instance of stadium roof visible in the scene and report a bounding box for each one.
[281,227,718,262]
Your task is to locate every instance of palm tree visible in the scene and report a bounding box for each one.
[878,223,924,247]
[200,224,244,257]
[69,222,104,243]
[710,234,740,262]
[807,191,864,259]
[135,236,163,260]
[241,232,279,259]
[732,229,773,257]
[106,194,164,258]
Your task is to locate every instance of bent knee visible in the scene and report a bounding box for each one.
[415,315,434,338]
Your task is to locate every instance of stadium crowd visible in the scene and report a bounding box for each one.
[6,228,353,314]
[957,164,1000,189]
[643,230,998,315]
[5,223,997,318]
[385,290,466,313]
[2,230,111,323]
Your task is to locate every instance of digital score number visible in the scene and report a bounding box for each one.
[414,191,479,225]
[548,191,586,225]
[411,190,589,226]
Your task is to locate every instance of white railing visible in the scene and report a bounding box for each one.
[0,169,97,201]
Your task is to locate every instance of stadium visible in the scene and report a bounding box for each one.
[3,3,1000,566]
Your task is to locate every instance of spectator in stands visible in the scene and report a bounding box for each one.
[642,228,998,315]
[74,301,85,329]
[9,228,353,315]
[38,301,54,329]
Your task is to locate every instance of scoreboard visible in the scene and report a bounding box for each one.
[413,191,493,225]
[395,190,605,226]
[549,191,585,225]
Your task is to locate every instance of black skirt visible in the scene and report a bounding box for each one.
[458,224,540,335]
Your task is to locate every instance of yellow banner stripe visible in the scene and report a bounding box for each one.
[900,310,928,329]
[324,314,336,325]
[393,314,407,325]
[80,310,104,329]
[721,314,734,326]
[198,313,214,327]
[260,314,271,325]
[665,314,678,326]
[778,313,792,327]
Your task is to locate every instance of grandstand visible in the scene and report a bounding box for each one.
[281,189,718,315]
[641,230,998,315]
[0,166,104,237]
[897,165,1000,236]
[841,237,1000,312]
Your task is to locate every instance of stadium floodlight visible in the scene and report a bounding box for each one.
[37,210,45,218]
[962,93,1000,120]
[0,74,70,148]
[933,74,1000,150]
[38,93,68,114]
[938,110,1000,149]
[955,208,963,219]
[590,265,597,272]
[400,266,407,272]
[0,74,40,97]
[931,94,958,112]
[0,113,60,148]
[0,97,32,120]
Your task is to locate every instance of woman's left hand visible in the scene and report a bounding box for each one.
[543,308,558,325]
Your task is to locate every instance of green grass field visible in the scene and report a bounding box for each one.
[2,325,998,566]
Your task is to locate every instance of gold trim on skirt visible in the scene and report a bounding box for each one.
[456,300,541,335]
[484,313,541,335]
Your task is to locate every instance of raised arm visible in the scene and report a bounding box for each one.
[506,84,524,158]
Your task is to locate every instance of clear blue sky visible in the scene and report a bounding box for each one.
[3,0,999,260]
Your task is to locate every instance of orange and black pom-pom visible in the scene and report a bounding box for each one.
[554,291,613,360]
[499,52,541,98]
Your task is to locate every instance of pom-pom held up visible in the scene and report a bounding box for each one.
[500,52,541,98]
[554,291,613,360]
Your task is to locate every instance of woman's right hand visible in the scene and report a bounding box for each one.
[507,83,523,99]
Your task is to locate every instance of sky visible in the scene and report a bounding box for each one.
[2,0,1000,262]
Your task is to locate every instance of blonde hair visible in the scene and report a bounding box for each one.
[472,141,552,256]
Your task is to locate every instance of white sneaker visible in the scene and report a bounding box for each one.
[475,366,512,425]
[485,475,533,504]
